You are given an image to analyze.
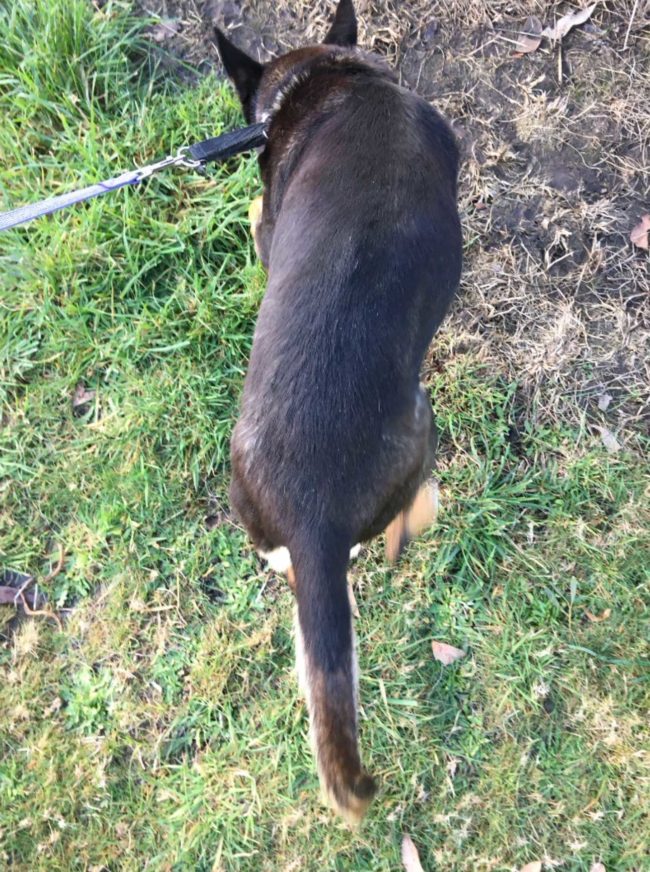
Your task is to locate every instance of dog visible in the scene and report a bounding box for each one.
[216,0,462,824]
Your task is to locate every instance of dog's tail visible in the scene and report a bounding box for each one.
[291,530,377,824]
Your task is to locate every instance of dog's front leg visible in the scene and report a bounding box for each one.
[248,194,264,261]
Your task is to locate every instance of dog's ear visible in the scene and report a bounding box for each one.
[214,28,264,120]
[323,0,357,47]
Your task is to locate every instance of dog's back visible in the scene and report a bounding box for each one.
[219,0,462,824]
[237,58,460,536]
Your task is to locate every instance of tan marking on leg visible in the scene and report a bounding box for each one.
[347,578,360,619]
[385,510,407,563]
[248,194,263,258]
[287,565,296,594]
[406,480,438,537]
[248,194,263,225]
[385,480,439,563]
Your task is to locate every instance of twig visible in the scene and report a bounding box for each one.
[18,591,64,632]
[43,543,65,582]
[465,36,499,58]
[15,574,35,600]
[623,0,640,51]
[1,544,66,626]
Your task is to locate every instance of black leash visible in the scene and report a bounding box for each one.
[186,122,266,163]
[0,122,267,232]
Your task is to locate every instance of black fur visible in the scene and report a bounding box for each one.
[214,27,263,123]
[323,0,357,47]
[216,0,462,820]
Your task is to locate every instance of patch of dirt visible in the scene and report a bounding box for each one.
[137,0,650,433]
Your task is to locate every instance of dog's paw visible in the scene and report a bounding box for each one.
[259,546,292,573]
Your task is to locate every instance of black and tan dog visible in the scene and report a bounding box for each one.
[216,0,462,824]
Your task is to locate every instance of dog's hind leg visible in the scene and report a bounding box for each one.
[385,479,439,563]
[384,388,439,562]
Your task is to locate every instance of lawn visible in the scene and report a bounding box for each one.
[0,2,648,870]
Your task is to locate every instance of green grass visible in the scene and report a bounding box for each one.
[1,2,648,870]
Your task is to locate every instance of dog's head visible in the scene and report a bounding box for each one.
[214,0,358,123]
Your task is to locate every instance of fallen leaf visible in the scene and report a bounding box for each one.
[585,608,612,623]
[0,586,19,604]
[590,864,606,872]
[149,19,181,42]
[597,393,612,411]
[516,16,543,53]
[205,512,228,531]
[520,863,542,872]
[1,569,32,587]
[401,834,425,872]
[594,425,621,453]
[542,4,597,41]
[432,640,466,666]
[72,383,95,409]
[0,586,37,608]
[630,214,650,250]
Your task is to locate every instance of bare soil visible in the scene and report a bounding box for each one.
[138,0,650,435]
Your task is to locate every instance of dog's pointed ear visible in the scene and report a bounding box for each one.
[214,28,264,119]
[323,0,357,47]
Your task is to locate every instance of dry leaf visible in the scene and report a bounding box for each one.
[401,834,425,872]
[585,608,612,623]
[205,512,228,531]
[0,586,37,608]
[150,19,181,42]
[520,863,542,872]
[542,5,597,41]
[597,393,612,411]
[590,864,606,872]
[0,586,19,605]
[630,214,650,250]
[595,425,621,453]
[72,383,95,408]
[432,640,466,666]
[516,16,543,53]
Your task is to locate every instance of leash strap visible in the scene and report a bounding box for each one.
[0,169,143,232]
[187,122,267,163]
[0,122,267,232]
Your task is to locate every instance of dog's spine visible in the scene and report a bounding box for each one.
[292,530,376,824]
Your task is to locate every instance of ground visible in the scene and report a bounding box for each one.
[0,1,648,871]
[146,0,650,430]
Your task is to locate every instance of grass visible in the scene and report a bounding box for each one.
[1,2,648,870]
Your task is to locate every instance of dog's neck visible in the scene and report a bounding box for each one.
[254,46,395,129]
